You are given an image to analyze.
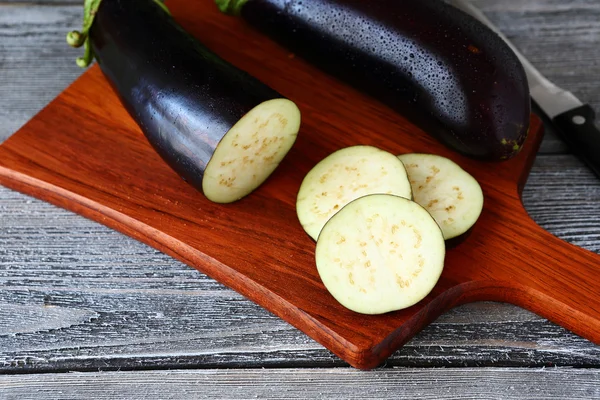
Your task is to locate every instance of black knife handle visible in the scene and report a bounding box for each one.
[552,105,600,178]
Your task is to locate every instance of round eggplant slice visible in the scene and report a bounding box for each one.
[398,153,484,240]
[296,145,412,240]
[315,194,445,315]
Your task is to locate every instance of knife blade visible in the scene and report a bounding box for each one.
[448,0,600,178]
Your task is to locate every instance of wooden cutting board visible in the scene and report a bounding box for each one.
[1,1,599,370]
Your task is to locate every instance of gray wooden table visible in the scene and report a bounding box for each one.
[1,0,600,398]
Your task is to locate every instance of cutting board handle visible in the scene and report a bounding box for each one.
[487,213,600,344]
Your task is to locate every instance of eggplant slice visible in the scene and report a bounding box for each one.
[296,146,412,241]
[315,194,445,314]
[398,153,484,240]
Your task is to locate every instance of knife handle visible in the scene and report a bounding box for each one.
[552,105,600,178]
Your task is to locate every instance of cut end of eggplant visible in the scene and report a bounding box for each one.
[296,146,412,241]
[315,194,445,315]
[398,153,484,240]
[203,98,301,203]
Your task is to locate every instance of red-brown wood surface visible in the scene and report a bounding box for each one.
[1,1,599,370]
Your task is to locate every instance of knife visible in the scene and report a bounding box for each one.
[449,0,600,178]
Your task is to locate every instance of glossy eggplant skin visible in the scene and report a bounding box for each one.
[89,0,283,190]
[231,0,530,160]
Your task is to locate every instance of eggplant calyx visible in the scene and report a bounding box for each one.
[66,0,171,68]
[215,0,248,16]
[66,0,102,68]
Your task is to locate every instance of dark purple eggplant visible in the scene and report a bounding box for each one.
[67,0,301,203]
[216,0,531,161]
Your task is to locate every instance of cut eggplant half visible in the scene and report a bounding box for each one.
[67,0,301,204]
[315,194,445,315]
[296,146,412,240]
[203,99,300,203]
[398,153,484,240]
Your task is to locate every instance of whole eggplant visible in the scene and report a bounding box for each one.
[216,0,531,161]
[67,0,301,203]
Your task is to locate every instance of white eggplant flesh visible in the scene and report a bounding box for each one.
[203,98,301,203]
[296,145,412,240]
[398,153,484,240]
[315,194,445,314]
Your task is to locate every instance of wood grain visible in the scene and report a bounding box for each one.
[0,4,84,142]
[1,1,599,370]
[1,368,600,399]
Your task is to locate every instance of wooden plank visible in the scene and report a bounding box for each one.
[1,368,600,399]
[0,5,83,142]
[1,156,599,372]
[522,155,600,253]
